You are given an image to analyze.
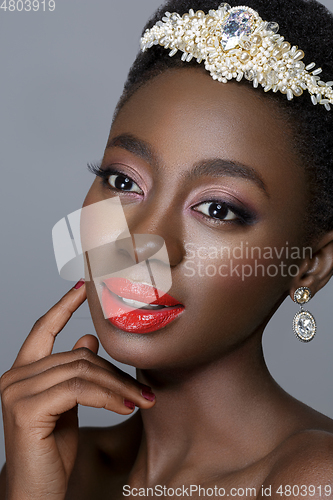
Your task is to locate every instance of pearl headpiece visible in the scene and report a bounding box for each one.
[140,3,333,110]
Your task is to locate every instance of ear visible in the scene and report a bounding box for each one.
[289,230,333,301]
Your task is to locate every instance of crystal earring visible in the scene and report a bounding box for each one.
[292,287,317,342]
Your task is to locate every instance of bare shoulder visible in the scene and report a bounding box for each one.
[261,430,333,499]
[65,412,142,500]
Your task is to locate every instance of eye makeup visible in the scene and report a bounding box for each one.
[192,198,256,226]
[88,161,144,195]
[88,161,258,226]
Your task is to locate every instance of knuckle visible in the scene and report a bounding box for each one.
[57,294,77,316]
[67,377,85,395]
[56,298,71,316]
[0,384,15,408]
[0,370,13,393]
[103,389,116,409]
[31,315,46,331]
[113,373,137,394]
[116,377,133,393]
[72,358,91,374]
[73,347,94,361]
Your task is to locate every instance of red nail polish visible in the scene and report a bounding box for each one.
[142,389,156,402]
[124,399,135,410]
[74,279,85,290]
[141,384,153,391]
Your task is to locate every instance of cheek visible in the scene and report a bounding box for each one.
[181,234,300,336]
[83,181,99,206]
[183,253,280,312]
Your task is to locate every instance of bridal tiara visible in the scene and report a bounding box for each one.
[140,3,333,110]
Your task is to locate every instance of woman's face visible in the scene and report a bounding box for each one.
[83,68,309,371]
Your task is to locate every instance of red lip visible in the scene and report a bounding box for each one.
[103,277,180,306]
[101,277,184,334]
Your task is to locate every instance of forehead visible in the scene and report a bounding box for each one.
[111,69,300,175]
[102,68,309,242]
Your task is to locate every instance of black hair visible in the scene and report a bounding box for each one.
[113,0,333,245]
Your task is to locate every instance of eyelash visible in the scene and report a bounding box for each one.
[87,161,254,226]
[193,200,254,226]
[87,161,143,194]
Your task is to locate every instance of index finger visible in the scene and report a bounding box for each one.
[12,280,87,369]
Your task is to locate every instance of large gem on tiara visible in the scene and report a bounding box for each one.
[220,9,256,50]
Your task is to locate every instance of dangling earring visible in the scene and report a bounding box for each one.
[292,287,317,342]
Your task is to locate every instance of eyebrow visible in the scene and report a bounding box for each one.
[106,133,269,197]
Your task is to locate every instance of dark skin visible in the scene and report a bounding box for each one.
[1,68,333,500]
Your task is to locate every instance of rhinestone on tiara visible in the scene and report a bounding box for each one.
[141,4,333,110]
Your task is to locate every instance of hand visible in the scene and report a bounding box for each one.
[0,281,155,500]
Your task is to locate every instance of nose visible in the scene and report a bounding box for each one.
[115,205,184,268]
[114,232,166,265]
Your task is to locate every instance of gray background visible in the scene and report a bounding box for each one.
[0,0,333,468]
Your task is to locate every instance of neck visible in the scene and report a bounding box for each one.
[131,329,298,485]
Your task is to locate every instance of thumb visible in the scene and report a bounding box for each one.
[72,334,99,355]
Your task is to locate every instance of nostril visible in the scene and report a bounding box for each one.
[115,234,137,262]
[133,234,165,263]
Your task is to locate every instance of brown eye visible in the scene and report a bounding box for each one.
[194,201,237,221]
[108,174,143,194]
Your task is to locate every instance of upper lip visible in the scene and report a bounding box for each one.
[103,277,183,307]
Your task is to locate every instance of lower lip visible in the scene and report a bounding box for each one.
[101,286,184,334]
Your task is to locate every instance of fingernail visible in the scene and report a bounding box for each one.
[74,279,85,290]
[142,389,156,402]
[141,384,153,391]
[124,399,135,410]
